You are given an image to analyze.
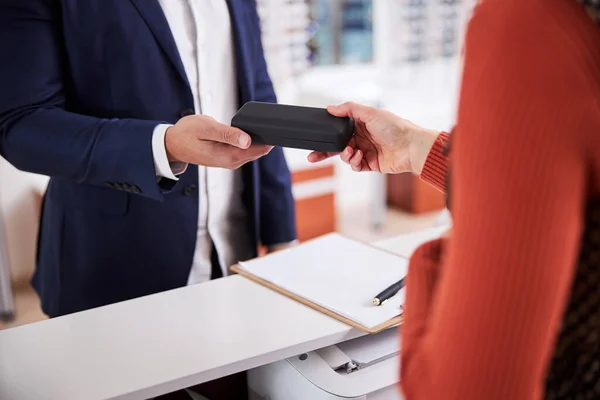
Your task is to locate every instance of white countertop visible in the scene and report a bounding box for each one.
[0,226,446,400]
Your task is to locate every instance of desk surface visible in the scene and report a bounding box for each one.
[0,227,445,400]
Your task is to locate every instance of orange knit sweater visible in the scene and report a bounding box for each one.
[404,0,600,399]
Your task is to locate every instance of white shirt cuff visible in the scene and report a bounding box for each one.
[152,124,188,180]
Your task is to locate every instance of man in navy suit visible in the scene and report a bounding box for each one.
[0,0,297,327]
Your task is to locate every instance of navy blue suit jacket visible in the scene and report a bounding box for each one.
[0,0,296,317]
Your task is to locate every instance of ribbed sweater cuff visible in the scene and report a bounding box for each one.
[420,131,450,192]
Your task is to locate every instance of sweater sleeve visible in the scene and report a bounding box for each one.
[419,131,450,192]
[400,2,590,399]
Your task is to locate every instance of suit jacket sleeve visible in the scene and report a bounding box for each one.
[0,0,168,201]
[248,1,297,245]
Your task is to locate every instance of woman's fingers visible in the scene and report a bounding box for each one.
[327,102,374,123]
[307,143,371,173]
[349,150,364,172]
[307,151,337,163]
[349,149,363,170]
[340,146,354,164]
[307,151,325,162]
[361,158,372,172]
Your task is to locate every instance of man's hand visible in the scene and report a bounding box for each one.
[307,102,439,175]
[165,115,273,169]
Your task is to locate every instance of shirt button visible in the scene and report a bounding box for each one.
[184,184,197,196]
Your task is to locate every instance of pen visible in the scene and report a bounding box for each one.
[372,277,406,306]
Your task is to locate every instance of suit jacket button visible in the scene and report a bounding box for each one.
[184,184,197,196]
[180,109,194,118]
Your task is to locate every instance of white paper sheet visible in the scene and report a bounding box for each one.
[238,233,407,329]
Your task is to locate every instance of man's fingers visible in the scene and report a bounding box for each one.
[228,144,272,164]
[208,143,272,169]
[245,144,273,158]
[327,102,374,123]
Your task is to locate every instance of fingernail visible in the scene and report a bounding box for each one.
[238,135,250,148]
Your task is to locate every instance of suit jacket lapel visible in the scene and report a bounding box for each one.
[129,0,189,87]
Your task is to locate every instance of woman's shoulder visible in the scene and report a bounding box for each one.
[464,0,600,195]
[469,0,599,60]
[466,0,600,99]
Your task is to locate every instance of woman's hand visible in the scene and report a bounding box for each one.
[307,102,440,174]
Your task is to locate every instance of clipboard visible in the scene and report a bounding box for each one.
[230,234,405,334]
[230,264,403,333]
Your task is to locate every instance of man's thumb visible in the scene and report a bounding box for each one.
[219,127,251,149]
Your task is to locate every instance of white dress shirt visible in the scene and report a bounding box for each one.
[152,0,254,285]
